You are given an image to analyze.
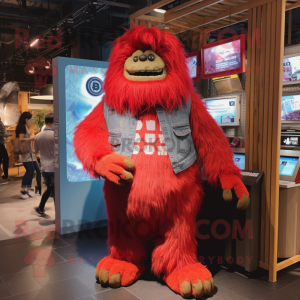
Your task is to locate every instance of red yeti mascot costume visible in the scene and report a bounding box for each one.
[74,26,250,299]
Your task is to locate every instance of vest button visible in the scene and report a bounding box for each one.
[133,123,135,125]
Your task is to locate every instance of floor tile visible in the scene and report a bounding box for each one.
[12,237,69,256]
[28,257,95,285]
[216,271,272,300]
[256,289,300,300]
[0,277,12,299]
[252,271,300,290]
[0,288,54,300]
[2,272,41,296]
[43,277,94,300]
[281,278,300,299]
[77,271,109,293]
[0,244,23,261]
[76,297,97,300]
[0,255,31,277]
[93,288,139,300]
[53,240,108,266]
[212,285,249,300]
[125,279,177,300]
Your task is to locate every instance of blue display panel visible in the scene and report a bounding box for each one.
[205,98,237,125]
[65,65,107,182]
[279,156,299,176]
[187,55,197,78]
[233,153,245,170]
[281,95,300,121]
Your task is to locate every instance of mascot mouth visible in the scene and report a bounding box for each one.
[126,69,164,77]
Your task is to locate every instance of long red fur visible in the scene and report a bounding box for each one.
[74,26,243,287]
[103,25,194,115]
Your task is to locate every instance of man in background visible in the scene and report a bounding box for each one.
[0,117,11,183]
[34,113,55,215]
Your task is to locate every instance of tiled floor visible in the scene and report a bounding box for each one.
[0,178,55,241]
[1,174,300,299]
[0,229,299,300]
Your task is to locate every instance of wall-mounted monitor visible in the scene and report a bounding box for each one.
[281,94,300,123]
[203,95,240,127]
[233,153,245,170]
[283,54,300,85]
[279,150,300,181]
[186,51,201,81]
[201,35,246,79]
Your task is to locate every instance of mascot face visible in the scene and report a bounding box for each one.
[104,26,193,114]
[124,50,167,81]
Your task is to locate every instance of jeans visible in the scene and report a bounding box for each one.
[22,161,41,188]
[0,143,9,177]
[39,172,54,211]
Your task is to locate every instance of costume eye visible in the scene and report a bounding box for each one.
[133,56,138,62]
[148,54,155,61]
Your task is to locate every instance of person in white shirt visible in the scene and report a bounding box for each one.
[34,113,55,215]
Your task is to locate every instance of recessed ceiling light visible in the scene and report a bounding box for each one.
[154,8,166,14]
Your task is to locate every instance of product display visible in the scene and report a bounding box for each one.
[74,26,250,299]
[283,54,300,84]
[203,95,240,126]
[281,95,300,121]
[201,35,246,79]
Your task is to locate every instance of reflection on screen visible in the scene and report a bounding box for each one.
[283,55,300,82]
[187,55,197,78]
[203,39,241,75]
[205,98,237,125]
[282,95,300,121]
[279,156,298,176]
[233,154,245,170]
[65,65,107,182]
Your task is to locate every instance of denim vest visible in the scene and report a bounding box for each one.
[103,98,197,174]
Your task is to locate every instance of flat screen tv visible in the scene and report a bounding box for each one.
[233,153,245,170]
[283,54,300,85]
[201,35,246,79]
[203,95,240,127]
[281,94,300,123]
[186,51,201,81]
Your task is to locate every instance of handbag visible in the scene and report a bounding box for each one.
[10,138,32,155]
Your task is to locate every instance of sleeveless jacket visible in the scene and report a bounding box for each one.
[103,97,197,174]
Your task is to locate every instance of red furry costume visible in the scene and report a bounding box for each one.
[74,26,250,298]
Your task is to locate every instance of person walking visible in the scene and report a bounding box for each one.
[16,112,41,199]
[0,117,11,181]
[34,113,55,215]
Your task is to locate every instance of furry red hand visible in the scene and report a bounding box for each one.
[219,174,250,210]
[95,153,135,186]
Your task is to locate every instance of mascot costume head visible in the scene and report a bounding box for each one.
[74,25,250,299]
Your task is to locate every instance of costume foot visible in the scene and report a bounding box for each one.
[164,263,214,298]
[95,256,144,287]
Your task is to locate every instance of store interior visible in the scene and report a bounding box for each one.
[1,0,300,300]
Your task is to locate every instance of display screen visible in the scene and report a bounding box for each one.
[205,98,237,125]
[283,55,300,82]
[281,95,300,121]
[203,40,241,76]
[187,55,197,78]
[65,65,107,182]
[233,153,245,170]
[279,156,298,176]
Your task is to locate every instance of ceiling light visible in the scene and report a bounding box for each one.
[154,8,166,14]
[30,39,39,47]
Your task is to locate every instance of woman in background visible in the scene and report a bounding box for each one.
[16,112,41,199]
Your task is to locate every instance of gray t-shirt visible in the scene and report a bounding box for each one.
[34,128,54,172]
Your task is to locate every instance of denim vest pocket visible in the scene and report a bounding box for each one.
[108,130,122,153]
[173,125,192,155]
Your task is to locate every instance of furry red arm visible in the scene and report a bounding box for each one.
[190,92,241,186]
[74,100,111,178]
